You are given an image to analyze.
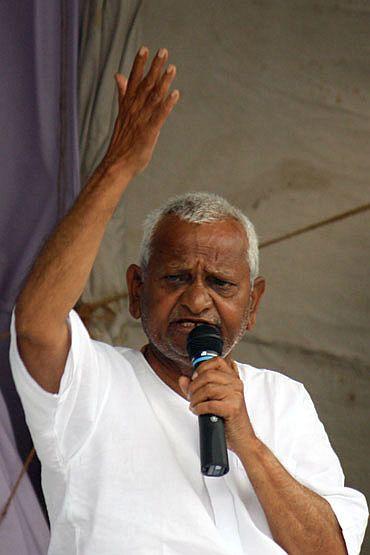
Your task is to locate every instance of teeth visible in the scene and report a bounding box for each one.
[174,321,201,328]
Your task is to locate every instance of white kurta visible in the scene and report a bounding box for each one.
[9,309,368,555]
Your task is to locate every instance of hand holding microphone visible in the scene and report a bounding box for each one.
[179,324,253,476]
[186,324,229,477]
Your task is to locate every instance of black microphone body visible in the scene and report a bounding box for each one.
[187,324,229,477]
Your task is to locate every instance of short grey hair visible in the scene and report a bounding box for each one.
[139,192,259,283]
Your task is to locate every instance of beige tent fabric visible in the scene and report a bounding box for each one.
[79,1,369,549]
[78,0,143,343]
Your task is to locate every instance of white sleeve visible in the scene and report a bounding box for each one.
[290,385,368,555]
[9,308,110,468]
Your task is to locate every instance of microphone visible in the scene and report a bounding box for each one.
[187,324,229,477]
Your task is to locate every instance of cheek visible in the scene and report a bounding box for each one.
[217,297,250,336]
[141,285,178,322]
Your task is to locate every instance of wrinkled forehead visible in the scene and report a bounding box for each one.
[148,214,249,269]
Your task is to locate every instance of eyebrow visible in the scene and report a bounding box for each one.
[160,264,239,280]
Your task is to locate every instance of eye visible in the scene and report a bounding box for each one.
[210,277,234,289]
[164,274,187,284]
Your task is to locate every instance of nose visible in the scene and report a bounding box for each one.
[179,278,213,315]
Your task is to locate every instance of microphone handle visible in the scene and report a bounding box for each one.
[199,413,229,477]
[192,353,229,477]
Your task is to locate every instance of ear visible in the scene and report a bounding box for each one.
[246,276,266,330]
[126,264,144,319]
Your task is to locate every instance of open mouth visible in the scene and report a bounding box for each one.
[170,319,219,332]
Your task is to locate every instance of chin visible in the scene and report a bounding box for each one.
[141,319,194,368]
[150,335,192,368]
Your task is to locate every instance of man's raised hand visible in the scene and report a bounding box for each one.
[103,47,179,178]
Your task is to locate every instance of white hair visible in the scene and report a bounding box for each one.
[139,192,259,283]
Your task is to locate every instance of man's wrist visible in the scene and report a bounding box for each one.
[96,157,136,184]
[234,431,265,465]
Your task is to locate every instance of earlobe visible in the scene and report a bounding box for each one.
[126,264,143,320]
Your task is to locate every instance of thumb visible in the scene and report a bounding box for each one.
[114,73,127,100]
[178,375,191,398]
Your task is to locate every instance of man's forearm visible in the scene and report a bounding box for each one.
[237,438,347,554]
[15,163,131,337]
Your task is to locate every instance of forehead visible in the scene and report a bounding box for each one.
[148,215,249,271]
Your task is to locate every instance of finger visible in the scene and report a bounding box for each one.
[115,73,127,102]
[143,64,177,111]
[189,400,227,418]
[148,89,180,130]
[125,46,149,99]
[178,375,190,398]
[189,383,233,407]
[110,75,127,144]
[188,370,233,396]
[141,64,176,116]
[141,48,169,92]
[152,64,177,101]
[195,357,234,376]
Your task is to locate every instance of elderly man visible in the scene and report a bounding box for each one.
[9,48,367,554]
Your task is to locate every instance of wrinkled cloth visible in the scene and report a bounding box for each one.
[9,309,368,554]
[0,392,49,555]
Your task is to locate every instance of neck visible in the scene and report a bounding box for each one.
[142,343,192,398]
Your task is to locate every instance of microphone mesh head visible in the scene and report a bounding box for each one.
[186,324,223,360]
